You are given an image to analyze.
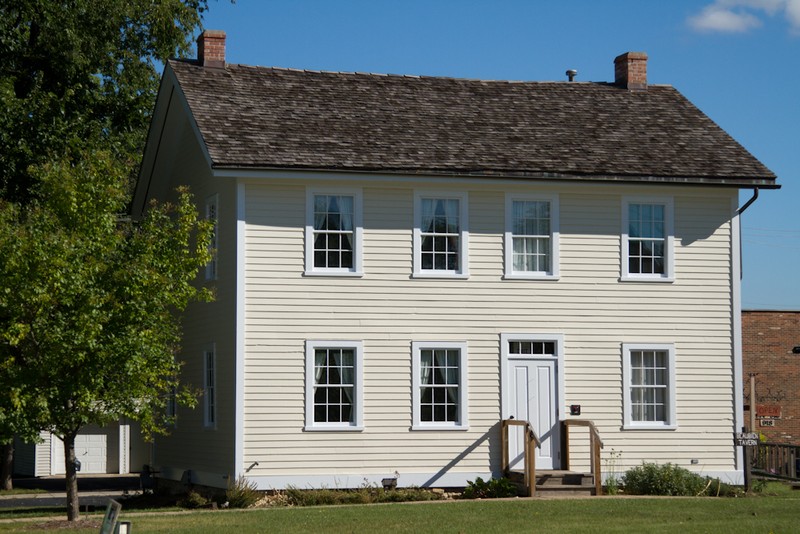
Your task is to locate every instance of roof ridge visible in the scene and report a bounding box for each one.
[224,62,601,85]
[171,59,677,87]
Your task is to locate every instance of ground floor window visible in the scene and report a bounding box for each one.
[204,344,216,428]
[622,343,676,429]
[412,342,468,430]
[305,341,363,430]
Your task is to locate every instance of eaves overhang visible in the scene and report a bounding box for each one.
[210,164,780,189]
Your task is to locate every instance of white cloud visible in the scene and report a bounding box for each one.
[688,0,800,33]
[786,0,800,32]
[689,5,762,32]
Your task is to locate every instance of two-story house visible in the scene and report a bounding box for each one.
[132,30,778,490]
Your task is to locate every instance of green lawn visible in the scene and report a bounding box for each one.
[1,492,799,534]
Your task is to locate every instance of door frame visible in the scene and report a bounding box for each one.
[500,333,566,469]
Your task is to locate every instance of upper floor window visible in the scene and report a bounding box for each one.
[504,194,559,279]
[305,340,364,431]
[622,343,677,430]
[205,195,218,281]
[305,189,363,276]
[413,192,469,278]
[621,197,674,282]
[411,341,469,430]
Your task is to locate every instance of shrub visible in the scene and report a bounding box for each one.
[461,477,518,499]
[283,485,444,506]
[381,487,441,502]
[179,490,209,509]
[622,463,707,496]
[226,477,262,508]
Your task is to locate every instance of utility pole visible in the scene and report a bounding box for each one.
[749,373,757,431]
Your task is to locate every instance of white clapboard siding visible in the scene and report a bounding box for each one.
[239,178,739,482]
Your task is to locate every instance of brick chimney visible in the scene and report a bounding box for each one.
[614,51,647,90]
[197,30,226,68]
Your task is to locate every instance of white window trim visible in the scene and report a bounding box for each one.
[203,343,217,429]
[205,195,219,281]
[621,343,677,430]
[411,341,469,430]
[412,191,469,279]
[621,196,674,282]
[304,188,364,277]
[305,340,364,431]
[503,193,560,280]
[500,333,566,421]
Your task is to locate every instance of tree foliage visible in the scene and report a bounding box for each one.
[0,0,211,202]
[0,151,212,441]
[0,151,213,517]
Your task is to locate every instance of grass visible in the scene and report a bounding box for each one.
[0,485,798,534]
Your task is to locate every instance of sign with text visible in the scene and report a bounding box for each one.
[756,404,781,419]
[734,432,759,446]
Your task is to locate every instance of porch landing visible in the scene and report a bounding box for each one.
[508,469,598,497]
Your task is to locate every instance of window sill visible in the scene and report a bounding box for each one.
[411,272,469,280]
[411,424,469,431]
[303,270,364,278]
[304,425,364,432]
[619,275,674,283]
[622,424,677,431]
[503,273,560,281]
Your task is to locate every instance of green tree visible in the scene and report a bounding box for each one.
[0,151,213,520]
[0,0,212,203]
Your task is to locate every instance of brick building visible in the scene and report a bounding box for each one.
[742,310,800,444]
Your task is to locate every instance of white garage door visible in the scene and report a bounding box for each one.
[50,427,108,474]
[74,432,107,473]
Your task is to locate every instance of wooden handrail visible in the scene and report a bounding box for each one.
[563,419,604,495]
[501,418,541,496]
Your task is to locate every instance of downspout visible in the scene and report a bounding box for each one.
[737,188,759,215]
[736,188,759,280]
[732,188,759,481]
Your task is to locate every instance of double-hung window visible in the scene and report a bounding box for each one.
[203,344,216,428]
[622,197,674,281]
[205,195,218,280]
[305,189,363,276]
[413,192,468,278]
[622,343,676,429]
[305,341,364,431]
[411,342,468,430]
[504,194,559,279]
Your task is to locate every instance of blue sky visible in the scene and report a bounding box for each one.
[200,0,799,310]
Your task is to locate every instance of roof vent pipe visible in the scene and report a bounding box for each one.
[566,69,577,82]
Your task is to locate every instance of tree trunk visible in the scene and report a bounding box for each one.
[63,434,80,521]
[1,441,13,491]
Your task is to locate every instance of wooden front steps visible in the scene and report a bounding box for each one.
[509,469,597,497]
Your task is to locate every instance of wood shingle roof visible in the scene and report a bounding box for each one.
[168,59,777,187]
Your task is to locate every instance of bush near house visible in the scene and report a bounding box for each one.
[461,477,519,499]
[284,484,444,506]
[622,462,743,497]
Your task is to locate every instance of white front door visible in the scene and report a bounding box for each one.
[505,358,559,470]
